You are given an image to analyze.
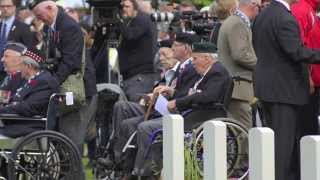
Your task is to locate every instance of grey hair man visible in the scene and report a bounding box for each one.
[217,0,260,129]
[0,42,59,118]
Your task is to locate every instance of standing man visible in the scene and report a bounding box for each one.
[218,0,259,129]
[118,0,158,102]
[252,0,320,179]
[29,0,97,158]
[0,0,35,79]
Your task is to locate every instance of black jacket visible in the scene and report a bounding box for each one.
[0,70,59,117]
[173,61,199,99]
[0,72,25,99]
[44,8,97,97]
[2,19,35,48]
[252,1,320,105]
[44,8,83,84]
[118,11,157,80]
[175,62,231,111]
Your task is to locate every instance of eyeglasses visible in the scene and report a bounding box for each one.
[0,5,14,8]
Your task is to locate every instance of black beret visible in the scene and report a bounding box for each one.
[175,33,200,45]
[4,42,27,54]
[159,39,174,48]
[192,42,217,53]
[28,0,55,9]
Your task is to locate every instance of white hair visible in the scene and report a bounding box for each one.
[21,56,40,69]
[239,0,261,5]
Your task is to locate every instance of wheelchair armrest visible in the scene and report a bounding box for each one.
[0,113,46,121]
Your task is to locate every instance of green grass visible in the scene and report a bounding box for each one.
[83,157,94,180]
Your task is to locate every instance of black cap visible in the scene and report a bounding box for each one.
[4,42,27,54]
[28,0,55,9]
[175,33,200,45]
[192,42,217,53]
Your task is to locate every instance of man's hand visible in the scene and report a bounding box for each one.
[153,85,174,97]
[167,100,177,112]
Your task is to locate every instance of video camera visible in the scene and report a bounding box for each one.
[151,11,217,41]
[87,0,121,46]
[150,11,211,22]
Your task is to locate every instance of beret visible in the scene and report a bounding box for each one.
[28,0,55,9]
[175,32,200,45]
[192,42,217,53]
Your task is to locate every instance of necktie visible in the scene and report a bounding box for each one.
[0,23,7,57]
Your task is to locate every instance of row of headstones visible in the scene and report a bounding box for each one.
[162,115,320,180]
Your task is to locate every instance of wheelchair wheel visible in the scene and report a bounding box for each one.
[7,130,83,180]
[192,118,249,179]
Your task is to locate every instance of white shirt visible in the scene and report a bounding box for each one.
[164,62,180,85]
[275,0,291,11]
[50,13,58,31]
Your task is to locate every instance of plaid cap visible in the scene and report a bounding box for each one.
[192,42,217,53]
[4,42,45,64]
[24,49,45,64]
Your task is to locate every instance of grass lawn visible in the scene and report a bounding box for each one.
[83,157,94,180]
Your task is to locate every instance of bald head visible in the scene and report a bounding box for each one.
[32,0,58,25]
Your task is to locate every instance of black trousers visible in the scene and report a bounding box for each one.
[301,89,319,136]
[261,101,301,180]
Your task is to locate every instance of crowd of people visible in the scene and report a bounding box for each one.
[0,0,319,180]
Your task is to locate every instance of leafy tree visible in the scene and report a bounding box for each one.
[190,0,212,8]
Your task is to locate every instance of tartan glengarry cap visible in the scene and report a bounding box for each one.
[24,49,45,64]
[28,0,56,9]
[175,32,200,46]
[192,42,217,53]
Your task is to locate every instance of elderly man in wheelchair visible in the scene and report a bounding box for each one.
[0,42,84,180]
[107,42,237,180]
[0,42,59,137]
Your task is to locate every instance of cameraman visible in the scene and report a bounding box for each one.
[118,0,158,102]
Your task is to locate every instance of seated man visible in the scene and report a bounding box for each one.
[0,42,59,137]
[97,33,199,173]
[0,42,26,99]
[118,43,231,179]
[111,33,198,142]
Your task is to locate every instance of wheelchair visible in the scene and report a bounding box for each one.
[93,77,249,180]
[0,93,84,180]
[93,83,127,180]
[119,117,249,180]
